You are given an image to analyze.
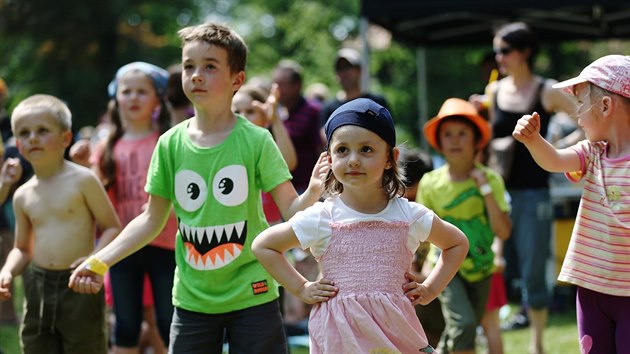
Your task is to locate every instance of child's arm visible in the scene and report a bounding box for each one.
[0,245,29,301]
[0,158,22,204]
[271,152,329,220]
[513,112,581,173]
[252,222,337,304]
[403,216,468,306]
[491,236,506,273]
[255,84,297,171]
[268,114,297,171]
[69,172,121,269]
[68,193,172,294]
[0,188,33,300]
[470,168,511,240]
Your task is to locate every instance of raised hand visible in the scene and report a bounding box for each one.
[0,158,22,185]
[252,83,281,128]
[68,139,92,167]
[470,167,488,187]
[513,111,542,144]
[310,152,331,190]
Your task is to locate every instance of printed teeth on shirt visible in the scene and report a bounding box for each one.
[178,220,247,270]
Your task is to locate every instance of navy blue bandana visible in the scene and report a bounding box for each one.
[324,98,395,148]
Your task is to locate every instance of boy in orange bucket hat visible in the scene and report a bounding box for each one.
[417,98,512,354]
[423,98,492,151]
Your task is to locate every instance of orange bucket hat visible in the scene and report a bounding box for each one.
[423,98,491,151]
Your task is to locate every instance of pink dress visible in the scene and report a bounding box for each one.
[308,219,434,353]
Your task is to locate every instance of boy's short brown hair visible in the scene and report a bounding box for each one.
[11,94,72,132]
[178,22,247,74]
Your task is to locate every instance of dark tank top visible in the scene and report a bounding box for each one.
[492,79,551,189]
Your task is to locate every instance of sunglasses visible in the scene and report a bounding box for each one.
[493,47,514,55]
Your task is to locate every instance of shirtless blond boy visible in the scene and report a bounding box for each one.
[0,94,121,354]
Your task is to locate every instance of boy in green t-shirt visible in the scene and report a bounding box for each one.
[69,22,328,354]
[418,98,512,354]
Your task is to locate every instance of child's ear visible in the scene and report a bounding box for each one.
[601,95,613,118]
[386,147,400,170]
[232,71,245,92]
[62,130,73,148]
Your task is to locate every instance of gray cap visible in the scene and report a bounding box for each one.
[335,48,361,67]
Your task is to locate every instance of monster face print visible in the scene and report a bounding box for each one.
[175,165,250,270]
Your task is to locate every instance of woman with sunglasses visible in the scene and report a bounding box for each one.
[480,22,576,354]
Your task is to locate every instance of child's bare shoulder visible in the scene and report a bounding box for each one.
[66,161,101,185]
[13,175,36,204]
[15,162,100,207]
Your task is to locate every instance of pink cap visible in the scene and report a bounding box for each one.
[553,55,630,98]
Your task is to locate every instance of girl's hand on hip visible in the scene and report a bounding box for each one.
[298,278,338,304]
[403,272,436,306]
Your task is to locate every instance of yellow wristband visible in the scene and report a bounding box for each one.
[85,256,109,276]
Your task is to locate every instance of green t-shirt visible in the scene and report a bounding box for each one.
[417,163,509,282]
[146,117,292,313]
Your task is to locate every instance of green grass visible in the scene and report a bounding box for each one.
[0,276,22,354]
[500,305,579,354]
[0,280,579,354]
[0,325,20,354]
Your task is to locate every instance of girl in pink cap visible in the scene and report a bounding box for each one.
[253,98,469,353]
[514,54,630,354]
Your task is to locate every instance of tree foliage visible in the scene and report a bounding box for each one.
[0,0,198,129]
[1,0,628,145]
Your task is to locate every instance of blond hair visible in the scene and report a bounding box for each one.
[589,82,630,106]
[11,94,72,132]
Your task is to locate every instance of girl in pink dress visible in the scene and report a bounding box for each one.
[253,98,469,353]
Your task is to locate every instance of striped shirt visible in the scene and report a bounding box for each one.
[559,140,630,296]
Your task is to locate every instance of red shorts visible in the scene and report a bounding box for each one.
[486,272,507,311]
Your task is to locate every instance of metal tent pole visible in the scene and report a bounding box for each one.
[416,46,429,150]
